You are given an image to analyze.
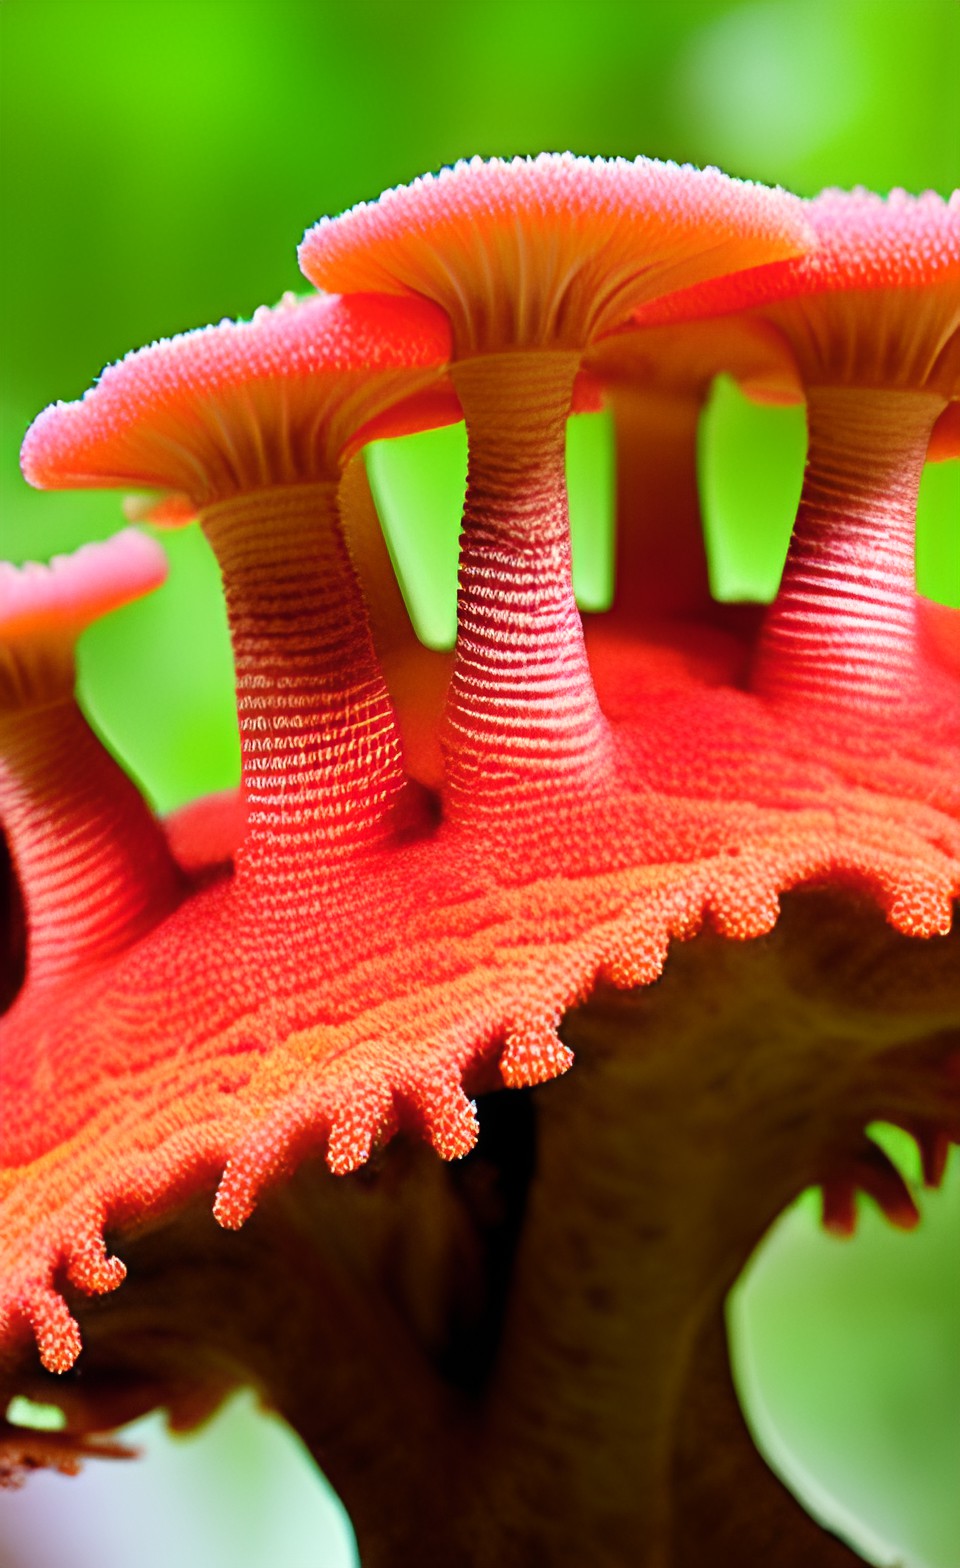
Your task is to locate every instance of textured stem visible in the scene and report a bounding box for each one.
[751,387,945,715]
[469,895,960,1566]
[444,352,613,822]
[611,386,712,621]
[201,483,406,896]
[0,700,179,988]
[339,454,451,790]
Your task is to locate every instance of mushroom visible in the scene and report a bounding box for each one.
[3,160,959,1566]
[0,531,180,991]
[0,531,181,1375]
[22,290,457,889]
[299,153,813,822]
[632,187,960,726]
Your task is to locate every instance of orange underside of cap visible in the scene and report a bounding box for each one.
[588,313,803,403]
[1,614,958,1376]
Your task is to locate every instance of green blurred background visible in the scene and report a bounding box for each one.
[1,1,958,1564]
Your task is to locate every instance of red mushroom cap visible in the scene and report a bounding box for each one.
[21,292,455,510]
[299,153,813,355]
[633,187,960,393]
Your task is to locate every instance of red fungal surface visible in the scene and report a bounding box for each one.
[2,160,959,1401]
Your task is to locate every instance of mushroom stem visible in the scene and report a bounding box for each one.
[482,1019,709,1566]
[444,351,613,823]
[199,482,407,894]
[475,894,960,1564]
[610,386,712,622]
[338,455,451,790]
[338,455,421,671]
[0,701,180,989]
[750,386,947,717]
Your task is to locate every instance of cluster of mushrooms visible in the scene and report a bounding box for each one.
[1,154,959,1566]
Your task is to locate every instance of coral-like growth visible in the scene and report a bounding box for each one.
[2,155,959,1564]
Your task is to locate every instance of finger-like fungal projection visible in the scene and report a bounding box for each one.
[3,156,959,1568]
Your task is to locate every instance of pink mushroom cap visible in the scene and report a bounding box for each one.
[0,530,166,647]
[299,153,814,355]
[0,530,167,708]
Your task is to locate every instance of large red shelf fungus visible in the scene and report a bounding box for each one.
[3,156,960,1565]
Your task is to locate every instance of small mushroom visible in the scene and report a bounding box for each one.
[23,290,456,892]
[0,531,179,991]
[586,313,801,621]
[634,187,960,726]
[300,154,813,823]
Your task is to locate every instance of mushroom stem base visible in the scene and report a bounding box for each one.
[751,386,948,721]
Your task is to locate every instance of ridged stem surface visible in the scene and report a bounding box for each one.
[201,483,406,900]
[444,352,613,822]
[751,386,945,715]
[0,700,179,988]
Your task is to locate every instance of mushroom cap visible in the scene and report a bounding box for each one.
[790,187,960,293]
[634,187,960,393]
[0,531,166,643]
[0,530,167,708]
[299,153,813,356]
[21,292,455,511]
